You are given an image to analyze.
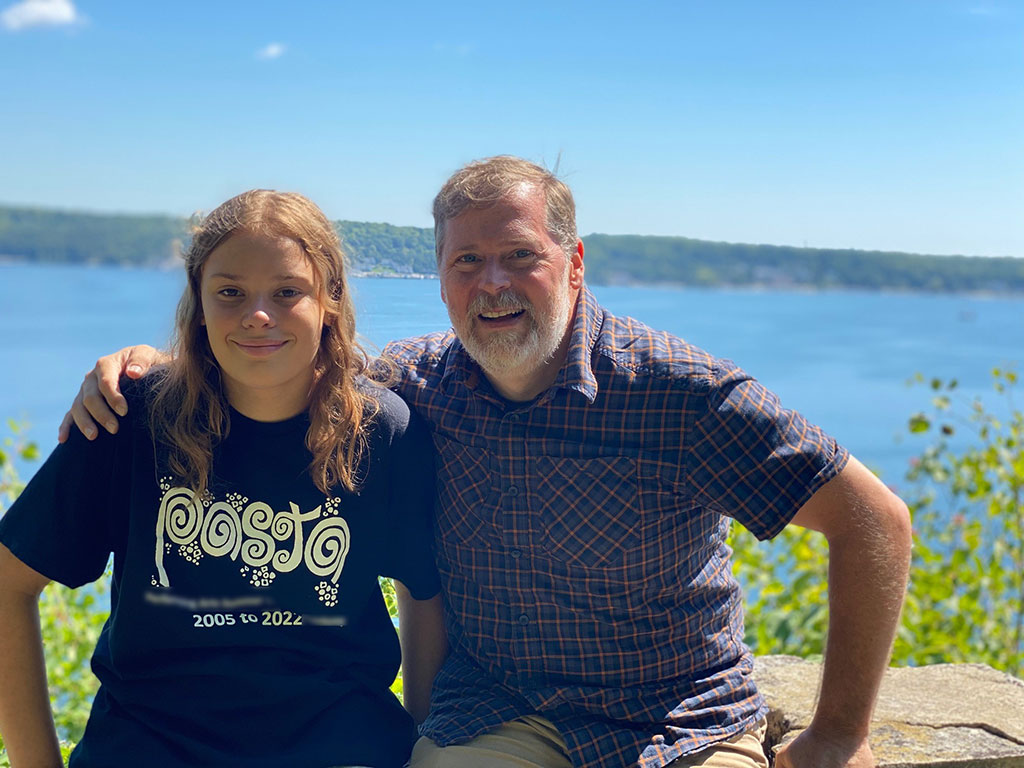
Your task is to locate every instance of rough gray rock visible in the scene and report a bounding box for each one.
[753,656,1024,767]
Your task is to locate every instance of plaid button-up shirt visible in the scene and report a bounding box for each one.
[384,287,848,768]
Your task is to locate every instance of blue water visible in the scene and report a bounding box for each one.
[1,263,1022,492]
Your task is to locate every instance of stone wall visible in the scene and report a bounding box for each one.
[753,656,1024,767]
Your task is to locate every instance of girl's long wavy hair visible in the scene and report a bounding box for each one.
[149,189,378,496]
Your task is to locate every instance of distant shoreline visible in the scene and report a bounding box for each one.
[4,204,1022,294]
[4,259,1024,298]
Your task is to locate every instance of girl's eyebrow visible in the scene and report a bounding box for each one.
[206,272,310,281]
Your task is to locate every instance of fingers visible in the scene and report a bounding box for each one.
[95,351,131,419]
[86,359,123,434]
[124,344,162,380]
[62,345,164,442]
[57,411,74,444]
[69,371,110,440]
[71,350,128,440]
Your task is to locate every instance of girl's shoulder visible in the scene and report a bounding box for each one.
[354,376,426,447]
[119,371,166,430]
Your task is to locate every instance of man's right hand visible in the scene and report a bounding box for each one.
[58,345,168,442]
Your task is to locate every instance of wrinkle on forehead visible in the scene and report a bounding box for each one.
[449,186,551,250]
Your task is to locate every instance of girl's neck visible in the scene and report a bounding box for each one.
[223,379,313,422]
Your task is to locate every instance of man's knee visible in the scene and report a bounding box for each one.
[665,719,768,768]
[408,717,571,768]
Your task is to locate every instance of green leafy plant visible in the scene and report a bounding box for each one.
[0,424,109,763]
[0,419,38,509]
[894,369,1023,675]
[380,575,404,699]
[730,521,829,659]
[731,368,1024,677]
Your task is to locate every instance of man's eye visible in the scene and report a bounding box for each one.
[455,254,479,265]
[512,249,534,259]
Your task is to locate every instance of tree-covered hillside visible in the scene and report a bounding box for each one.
[0,206,189,267]
[581,234,1024,293]
[2,203,1023,293]
[336,220,436,275]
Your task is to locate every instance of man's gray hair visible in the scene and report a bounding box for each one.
[432,155,578,263]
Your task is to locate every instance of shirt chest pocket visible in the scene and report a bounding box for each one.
[528,455,641,571]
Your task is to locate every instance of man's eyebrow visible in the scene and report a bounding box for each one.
[449,237,539,253]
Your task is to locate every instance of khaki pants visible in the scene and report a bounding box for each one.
[409,715,768,768]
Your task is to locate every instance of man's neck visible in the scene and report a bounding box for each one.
[482,329,573,403]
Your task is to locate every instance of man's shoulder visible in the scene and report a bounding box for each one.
[593,307,728,387]
[381,329,458,386]
[383,330,457,366]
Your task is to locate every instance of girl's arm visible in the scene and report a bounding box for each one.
[0,543,62,767]
[394,581,447,725]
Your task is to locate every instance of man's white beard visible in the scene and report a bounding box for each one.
[452,275,572,380]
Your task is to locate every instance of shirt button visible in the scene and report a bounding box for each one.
[508,413,520,423]
[510,549,522,559]
[506,485,519,497]
[517,614,530,625]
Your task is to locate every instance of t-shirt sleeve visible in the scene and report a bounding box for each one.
[0,424,122,588]
[687,359,849,541]
[378,406,441,600]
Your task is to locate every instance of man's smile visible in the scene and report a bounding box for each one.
[479,308,526,324]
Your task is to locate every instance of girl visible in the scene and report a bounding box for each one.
[0,190,446,767]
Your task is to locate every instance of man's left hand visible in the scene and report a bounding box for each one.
[774,726,874,768]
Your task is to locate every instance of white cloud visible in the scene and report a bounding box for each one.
[256,42,286,60]
[1,0,79,31]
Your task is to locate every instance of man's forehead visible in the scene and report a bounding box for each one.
[445,221,554,257]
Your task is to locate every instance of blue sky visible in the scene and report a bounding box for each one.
[2,0,1021,257]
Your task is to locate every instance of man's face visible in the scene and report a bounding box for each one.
[438,185,583,397]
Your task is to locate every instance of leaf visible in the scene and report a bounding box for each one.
[909,413,931,433]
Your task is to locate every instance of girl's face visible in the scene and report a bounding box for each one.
[199,230,327,421]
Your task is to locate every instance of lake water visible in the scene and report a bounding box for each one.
[1,262,1022,492]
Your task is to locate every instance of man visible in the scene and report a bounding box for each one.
[64,156,911,768]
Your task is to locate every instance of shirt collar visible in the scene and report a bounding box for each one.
[551,286,601,403]
[438,285,603,404]
[439,333,479,393]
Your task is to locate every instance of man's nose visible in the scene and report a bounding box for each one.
[479,259,511,294]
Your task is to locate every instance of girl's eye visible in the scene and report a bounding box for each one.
[217,287,242,298]
[277,288,302,299]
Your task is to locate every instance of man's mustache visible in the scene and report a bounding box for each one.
[468,291,532,316]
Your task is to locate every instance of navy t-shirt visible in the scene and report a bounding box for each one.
[0,377,440,768]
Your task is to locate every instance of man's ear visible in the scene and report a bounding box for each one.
[569,239,585,290]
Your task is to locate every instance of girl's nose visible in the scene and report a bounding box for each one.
[242,298,275,328]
